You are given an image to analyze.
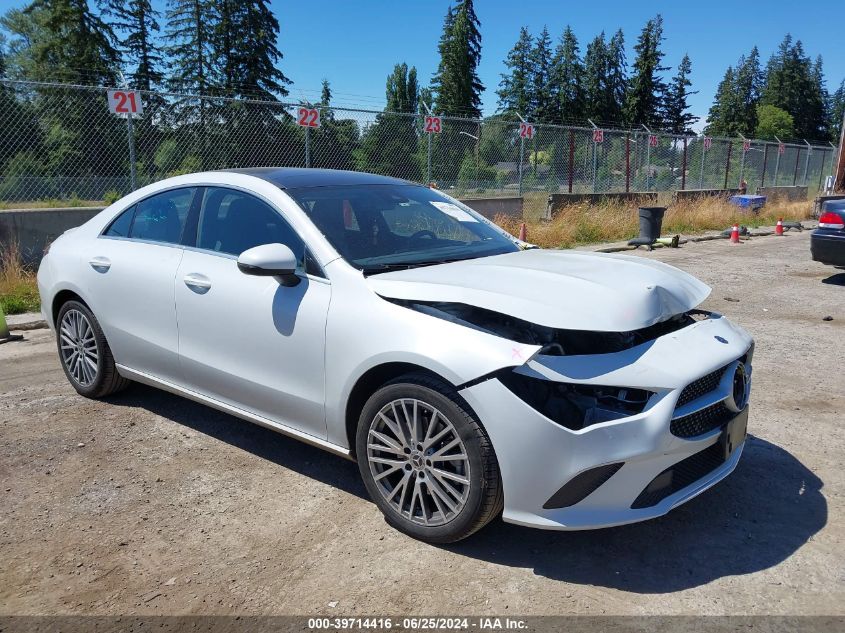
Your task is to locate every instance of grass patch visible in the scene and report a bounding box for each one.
[497,198,814,249]
[0,242,40,316]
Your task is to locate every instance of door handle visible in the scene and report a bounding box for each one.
[183,273,212,294]
[88,256,111,272]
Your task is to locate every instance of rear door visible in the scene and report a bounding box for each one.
[174,186,331,438]
[88,186,198,383]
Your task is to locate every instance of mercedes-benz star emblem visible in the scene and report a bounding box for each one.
[726,362,749,412]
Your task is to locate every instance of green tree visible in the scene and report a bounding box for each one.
[829,79,845,142]
[761,35,827,140]
[754,103,794,140]
[549,26,584,123]
[165,0,215,94]
[496,27,533,118]
[624,14,666,127]
[662,54,698,134]
[213,0,290,99]
[706,48,763,137]
[530,26,554,122]
[356,63,421,180]
[102,0,163,91]
[583,32,624,124]
[432,0,483,117]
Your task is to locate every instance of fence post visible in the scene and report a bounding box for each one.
[516,112,526,196]
[642,124,652,191]
[818,150,828,191]
[724,141,732,189]
[305,126,311,168]
[793,147,801,186]
[802,140,811,186]
[761,144,769,186]
[773,137,781,186]
[699,137,706,189]
[681,137,688,190]
[625,133,630,193]
[567,130,575,193]
[126,111,137,191]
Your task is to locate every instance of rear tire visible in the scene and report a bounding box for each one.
[56,300,130,398]
[356,373,503,543]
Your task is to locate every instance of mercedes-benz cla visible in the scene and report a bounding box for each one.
[38,168,753,542]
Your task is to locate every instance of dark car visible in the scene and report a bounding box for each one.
[811,201,845,267]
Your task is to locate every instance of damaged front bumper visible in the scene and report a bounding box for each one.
[458,312,754,530]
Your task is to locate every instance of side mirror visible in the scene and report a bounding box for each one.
[237,243,301,286]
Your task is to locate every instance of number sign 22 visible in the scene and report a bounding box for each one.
[297,107,321,128]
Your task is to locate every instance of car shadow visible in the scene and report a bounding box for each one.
[821,272,845,286]
[105,383,367,501]
[443,434,826,593]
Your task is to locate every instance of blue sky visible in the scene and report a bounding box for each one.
[3,0,843,130]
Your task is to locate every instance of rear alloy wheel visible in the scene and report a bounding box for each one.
[356,374,502,543]
[56,300,130,398]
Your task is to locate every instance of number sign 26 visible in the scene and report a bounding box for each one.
[424,116,442,134]
[297,107,320,128]
[107,90,143,115]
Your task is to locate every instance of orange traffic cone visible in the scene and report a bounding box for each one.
[775,218,784,236]
[730,224,740,244]
[518,222,527,242]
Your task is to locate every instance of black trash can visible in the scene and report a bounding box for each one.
[637,206,666,243]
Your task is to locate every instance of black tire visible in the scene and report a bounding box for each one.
[56,300,130,398]
[356,372,503,543]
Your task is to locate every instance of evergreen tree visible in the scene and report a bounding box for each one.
[432,0,483,116]
[102,0,163,91]
[496,27,533,118]
[829,79,845,142]
[356,63,420,180]
[582,32,623,124]
[313,79,358,171]
[606,29,627,120]
[733,47,763,135]
[549,26,584,123]
[165,0,215,95]
[706,66,744,136]
[213,0,290,99]
[23,0,120,84]
[761,35,827,139]
[623,15,667,127]
[663,54,698,134]
[530,26,554,122]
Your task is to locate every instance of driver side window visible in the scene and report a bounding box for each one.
[196,188,305,266]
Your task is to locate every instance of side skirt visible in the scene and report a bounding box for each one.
[116,364,353,461]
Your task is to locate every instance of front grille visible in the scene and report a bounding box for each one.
[671,402,734,438]
[676,364,729,408]
[631,442,726,509]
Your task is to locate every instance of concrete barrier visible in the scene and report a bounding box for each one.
[458,196,523,220]
[545,192,658,220]
[756,186,808,202]
[673,188,741,202]
[0,207,104,263]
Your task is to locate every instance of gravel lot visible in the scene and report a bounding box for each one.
[1,229,843,616]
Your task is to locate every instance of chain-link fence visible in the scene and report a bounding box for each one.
[0,78,838,204]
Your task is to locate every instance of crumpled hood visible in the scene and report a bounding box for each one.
[366,249,710,332]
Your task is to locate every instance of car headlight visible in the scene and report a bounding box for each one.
[497,370,654,431]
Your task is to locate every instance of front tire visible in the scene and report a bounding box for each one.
[356,373,503,543]
[56,300,130,398]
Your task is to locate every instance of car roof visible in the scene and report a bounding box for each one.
[219,167,412,189]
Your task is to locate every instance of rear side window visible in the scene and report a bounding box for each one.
[128,188,196,244]
[197,187,305,263]
[104,206,134,237]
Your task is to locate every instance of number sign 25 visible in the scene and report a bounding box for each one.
[297,107,321,128]
[424,116,442,134]
[107,90,143,115]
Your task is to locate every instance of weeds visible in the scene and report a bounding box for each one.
[0,241,39,315]
[497,197,814,249]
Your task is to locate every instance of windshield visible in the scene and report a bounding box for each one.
[286,184,519,273]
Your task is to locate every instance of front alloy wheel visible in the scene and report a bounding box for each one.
[357,373,502,543]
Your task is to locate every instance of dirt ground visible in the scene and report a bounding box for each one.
[1,229,843,616]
